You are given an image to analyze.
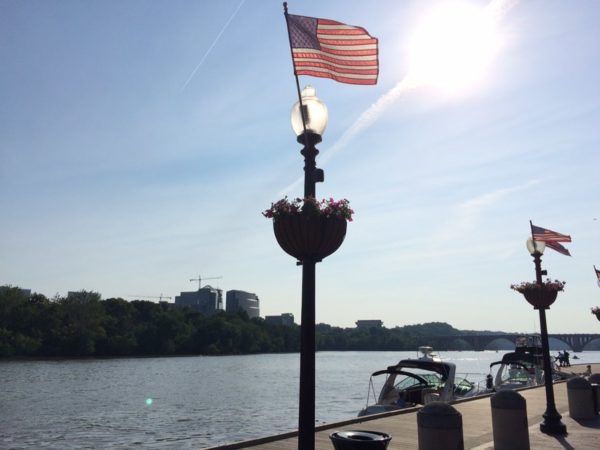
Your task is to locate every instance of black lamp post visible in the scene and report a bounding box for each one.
[292,86,327,450]
[526,238,567,435]
[273,86,346,450]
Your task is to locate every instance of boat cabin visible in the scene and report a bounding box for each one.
[490,345,544,390]
[360,359,456,415]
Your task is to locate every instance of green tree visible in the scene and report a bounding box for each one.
[0,286,44,355]
[55,290,106,356]
[97,298,138,355]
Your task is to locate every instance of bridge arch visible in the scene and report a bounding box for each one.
[483,337,515,350]
[582,337,600,351]
[435,334,600,352]
[551,334,600,352]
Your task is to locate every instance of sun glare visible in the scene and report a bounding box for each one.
[406,1,503,95]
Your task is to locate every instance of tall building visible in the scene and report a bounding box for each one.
[0,286,31,298]
[226,290,260,318]
[174,285,223,315]
[356,320,383,329]
[265,313,295,327]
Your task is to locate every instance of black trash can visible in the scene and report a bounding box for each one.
[329,430,392,450]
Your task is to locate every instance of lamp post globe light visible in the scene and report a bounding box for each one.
[291,85,327,200]
[526,237,545,256]
[526,237,567,435]
[291,85,328,137]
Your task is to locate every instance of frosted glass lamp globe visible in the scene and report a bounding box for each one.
[526,238,546,255]
[291,85,328,137]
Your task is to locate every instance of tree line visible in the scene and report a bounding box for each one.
[1,286,471,358]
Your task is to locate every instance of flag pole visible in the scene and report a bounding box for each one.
[529,219,535,241]
[284,5,320,450]
[283,2,310,148]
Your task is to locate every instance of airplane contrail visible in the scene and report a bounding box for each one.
[279,0,518,196]
[181,0,246,92]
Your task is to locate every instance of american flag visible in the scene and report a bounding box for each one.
[531,224,572,243]
[545,241,571,256]
[286,14,378,85]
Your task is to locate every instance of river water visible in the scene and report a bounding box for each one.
[2,350,598,449]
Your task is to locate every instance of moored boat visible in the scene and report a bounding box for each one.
[488,335,545,391]
[358,347,483,417]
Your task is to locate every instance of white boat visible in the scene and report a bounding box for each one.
[488,336,545,391]
[358,347,483,417]
[415,346,441,362]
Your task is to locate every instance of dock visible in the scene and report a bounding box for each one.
[204,363,600,450]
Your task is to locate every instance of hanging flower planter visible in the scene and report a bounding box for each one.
[273,215,346,261]
[521,288,558,310]
[264,197,352,262]
[510,279,565,310]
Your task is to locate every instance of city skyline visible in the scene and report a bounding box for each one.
[2,0,599,333]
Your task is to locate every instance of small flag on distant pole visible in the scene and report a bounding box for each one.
[594,265,600,287]
[530,221,572,256]
[531,223,572,243]
[284,7,379,85]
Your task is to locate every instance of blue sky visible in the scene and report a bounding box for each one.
[1,0,599,333]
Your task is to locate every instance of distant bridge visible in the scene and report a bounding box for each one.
[431,334,600,352]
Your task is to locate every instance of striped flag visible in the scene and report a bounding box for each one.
[531,224,572,243]
[545,241,571,257]
[286,14,379,85]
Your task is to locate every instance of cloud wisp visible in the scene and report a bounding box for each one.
[429,179,540,245]
[279,77,417,195]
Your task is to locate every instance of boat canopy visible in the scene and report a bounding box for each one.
[490,349,540,368]
[370,360,454,381]
[489,361,530,371]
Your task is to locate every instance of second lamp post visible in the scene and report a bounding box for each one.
[526,238,567,435]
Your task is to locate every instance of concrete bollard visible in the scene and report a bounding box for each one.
[589,374,600,383]
[567,377,595,419]
[490,390,530,450]
[589,373,600,414]
[417,401,464,450]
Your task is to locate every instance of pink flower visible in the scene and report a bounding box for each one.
[262,196,354,222]
[510,279,565,293]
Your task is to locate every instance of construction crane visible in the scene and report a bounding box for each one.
[190,274,223,290]
[129,294,172,302]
